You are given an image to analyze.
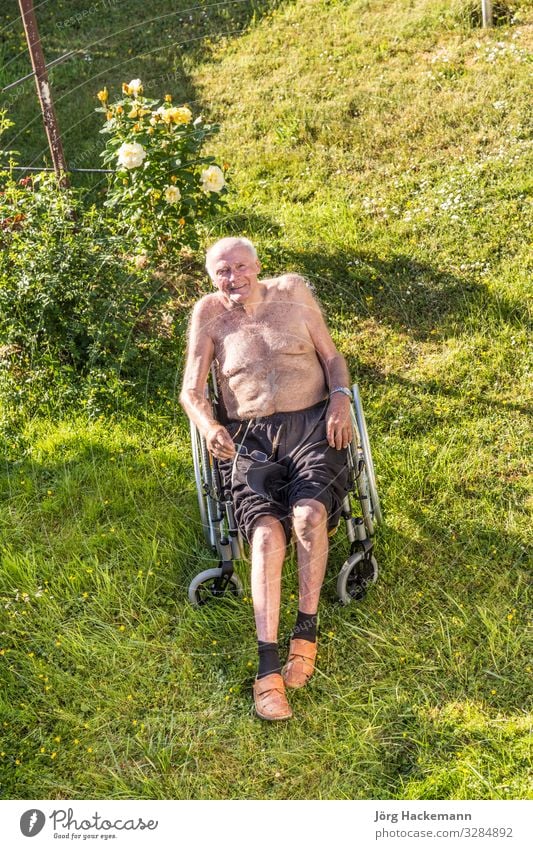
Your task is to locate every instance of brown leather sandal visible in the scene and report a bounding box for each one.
[282,638,318,689]
[253,672,292,721]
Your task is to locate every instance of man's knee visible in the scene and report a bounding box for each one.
[251,515,286,552]
[292,499,327,535]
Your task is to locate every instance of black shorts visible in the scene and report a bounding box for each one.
[218,400,350,545]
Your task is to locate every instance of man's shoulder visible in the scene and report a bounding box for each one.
[264,273,313,297]
[192,292,225,319]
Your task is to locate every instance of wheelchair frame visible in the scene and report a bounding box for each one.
[188,368,382,606]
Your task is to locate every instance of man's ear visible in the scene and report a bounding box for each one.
[255,258,261,273]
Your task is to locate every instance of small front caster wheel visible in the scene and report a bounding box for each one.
[188,567,244,607]
[336,551,378,606]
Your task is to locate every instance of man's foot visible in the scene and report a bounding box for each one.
[282,638,318,689]
[253,673,292,721]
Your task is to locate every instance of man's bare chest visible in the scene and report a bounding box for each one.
[212,306,313,376]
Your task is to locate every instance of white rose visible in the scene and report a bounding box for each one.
[164,185,181,204]
[128,79,143,96]
[117,142,146,169]
[200,165,225,193]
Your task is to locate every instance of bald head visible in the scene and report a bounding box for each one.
[205,237,258,277]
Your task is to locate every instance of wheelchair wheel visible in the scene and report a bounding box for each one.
[336,550,378,606]
[188,567,244,607]
[190,421,215,549]
[351,384,383,527]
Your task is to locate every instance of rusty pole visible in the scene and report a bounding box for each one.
[18,0,69,186]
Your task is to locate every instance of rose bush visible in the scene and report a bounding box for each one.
[97,79,228,258]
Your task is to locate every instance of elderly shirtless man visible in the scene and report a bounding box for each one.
[180,237,353,720]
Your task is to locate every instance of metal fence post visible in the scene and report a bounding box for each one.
[481,0,493,28]
[18,0,69,186]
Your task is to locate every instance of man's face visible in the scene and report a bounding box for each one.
[208,244,261,305]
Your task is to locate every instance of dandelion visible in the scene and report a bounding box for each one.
[50,751,57,759]
[87,747,93,753]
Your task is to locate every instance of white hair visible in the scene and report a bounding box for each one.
[205,237,258,276]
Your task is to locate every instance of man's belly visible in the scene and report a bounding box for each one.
[218,353,328,420]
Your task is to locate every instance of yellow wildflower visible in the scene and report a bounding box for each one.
[97,87,108,104]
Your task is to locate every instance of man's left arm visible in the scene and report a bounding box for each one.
[287,275,353,450]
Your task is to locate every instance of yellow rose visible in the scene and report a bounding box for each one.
[200,165,225,193]
[97,87,108,103]
[172,106,193,125]
[156,106,174,125]
[128,79,143,97]
[117,142,146,169]
[164,185,181,204]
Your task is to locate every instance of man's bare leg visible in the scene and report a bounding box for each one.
[292,498,329,614]
[250,515,287,642]
[282,498,328,689]
[250,515,292,720]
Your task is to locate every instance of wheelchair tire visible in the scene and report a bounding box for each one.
[190,422,215,549]
[352,385,383,527]
[336,550,378,606]
[188,567,244,607]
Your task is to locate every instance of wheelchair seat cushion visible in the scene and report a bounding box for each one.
[218,401,350,544]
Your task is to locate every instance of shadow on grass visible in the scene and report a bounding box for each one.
[278,246,528,341]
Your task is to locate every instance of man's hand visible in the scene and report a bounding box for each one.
[326,394,353,450]
[205,423,236,461]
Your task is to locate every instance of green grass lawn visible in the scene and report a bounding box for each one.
[1,0,531,799]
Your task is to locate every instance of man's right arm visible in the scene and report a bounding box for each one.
[179,299,236,460]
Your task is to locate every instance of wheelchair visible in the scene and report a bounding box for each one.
[188,367,382,606]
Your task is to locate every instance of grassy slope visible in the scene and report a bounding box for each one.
[1,0,531,799]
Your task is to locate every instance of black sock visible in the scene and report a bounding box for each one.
[257,641,281,679]
[292,609,318,643]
